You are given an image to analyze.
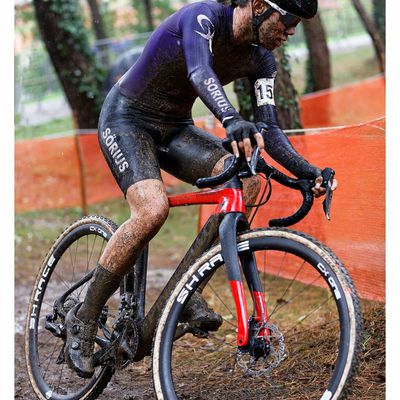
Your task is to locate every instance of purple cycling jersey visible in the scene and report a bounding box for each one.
[117,1,321,179]
[118,1,276,124]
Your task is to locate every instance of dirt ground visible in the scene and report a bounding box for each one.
[14,214,385,399]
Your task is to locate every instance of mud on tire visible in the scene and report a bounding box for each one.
[25,215,118,400]
[153,228,362,400]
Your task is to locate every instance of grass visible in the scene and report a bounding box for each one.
[289,45,380,94]
[15,116,74,141]
[15,183,199,281]
[14,188,384,399]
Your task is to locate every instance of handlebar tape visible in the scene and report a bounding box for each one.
[195,155,241,188]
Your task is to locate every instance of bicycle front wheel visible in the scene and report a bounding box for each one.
[153,228,362,400]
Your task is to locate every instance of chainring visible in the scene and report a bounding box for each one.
[115,318,139,370]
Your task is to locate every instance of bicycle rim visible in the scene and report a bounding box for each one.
[25,216,118,400]
[153,228,361,400]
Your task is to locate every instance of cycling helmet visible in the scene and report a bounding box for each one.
[264,0,318,19]
[251,0,317,45]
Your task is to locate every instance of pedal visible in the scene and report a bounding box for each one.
[45,314,64,338]
[190,327,210,339]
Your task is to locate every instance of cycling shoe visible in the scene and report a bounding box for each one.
[64,303,98,378]
[181,291,223,331]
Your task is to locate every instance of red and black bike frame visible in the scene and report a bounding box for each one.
[168,176,270,347]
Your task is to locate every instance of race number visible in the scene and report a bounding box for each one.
[254,78,275,107]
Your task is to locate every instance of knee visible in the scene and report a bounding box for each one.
[243,175,261,205]
[213,156,261,204]
[145,196,169,228]
[211,155,231,176]
[133,195,169,233]
[126,181,169,234]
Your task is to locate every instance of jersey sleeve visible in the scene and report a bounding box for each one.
[180,4,239,124]
[249,49,321,179]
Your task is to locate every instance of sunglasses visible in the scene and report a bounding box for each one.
[279,13,302,30]
[263,0,302,30]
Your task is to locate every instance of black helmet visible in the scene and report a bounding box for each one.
[264,0,318,19]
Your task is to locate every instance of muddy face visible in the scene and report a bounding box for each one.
[258,12,297,50]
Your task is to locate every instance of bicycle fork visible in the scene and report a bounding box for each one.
[219,212,270,347]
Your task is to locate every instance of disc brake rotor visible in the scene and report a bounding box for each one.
[236,322,286,377]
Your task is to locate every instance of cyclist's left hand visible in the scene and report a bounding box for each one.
[312,175,338,198]
[224,117,264,160]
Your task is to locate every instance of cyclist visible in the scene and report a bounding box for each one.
[65,0,337,378]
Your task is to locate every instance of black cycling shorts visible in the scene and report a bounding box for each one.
[98,86,228,195]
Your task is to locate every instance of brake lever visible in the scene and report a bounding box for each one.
[222,137,260,177]
[321,168,335,220]
[248,146,260,176]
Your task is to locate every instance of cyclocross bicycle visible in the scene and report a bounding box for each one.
[25,146,362,400]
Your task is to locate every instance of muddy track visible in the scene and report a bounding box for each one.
[15,221,385,400]
[15,268,174,400]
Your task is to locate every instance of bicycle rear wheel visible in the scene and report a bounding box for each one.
[25,215,119,400]
[153,228,362,400]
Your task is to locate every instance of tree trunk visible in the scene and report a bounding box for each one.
[33,0,104,129]
[302,13,331,93]
[373,0,385,46]
[273,46,302,131]
[233,78,253,121]
[87,0,110,67]
[142,0,154,31]
[233,47,302,132]
[351,0,385,73]
[87,0,107,41]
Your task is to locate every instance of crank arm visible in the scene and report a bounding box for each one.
[92,339,118,367]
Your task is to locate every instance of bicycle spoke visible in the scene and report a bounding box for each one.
[53,358,67,393]
[160,233,361,400]
[268,259,306,317]
[95,237,104,264]
[206,282,237,329]
[42,337,63,381]
[269,273,325,318]
[282,296,334,335]
[87,234,98,271]
[37,332,59,350]
[72,237,80,285]
[86,234,90,273]
[50,268,74,292]
[265,251,287,306]
[26,217,119,399]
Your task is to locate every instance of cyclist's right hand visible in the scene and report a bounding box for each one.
[223,116,264,161]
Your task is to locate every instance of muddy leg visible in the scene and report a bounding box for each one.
[77,179,169,323]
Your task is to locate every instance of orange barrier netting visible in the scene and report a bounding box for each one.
[15,133,182,213]
[15,135,83,211]
[15,76,385,213]
[198,118,385,301]
[300,75,385,128]
[77,133,181,206]
[15,77,385,301]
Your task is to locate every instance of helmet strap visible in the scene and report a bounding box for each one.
[251,3,275,45]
